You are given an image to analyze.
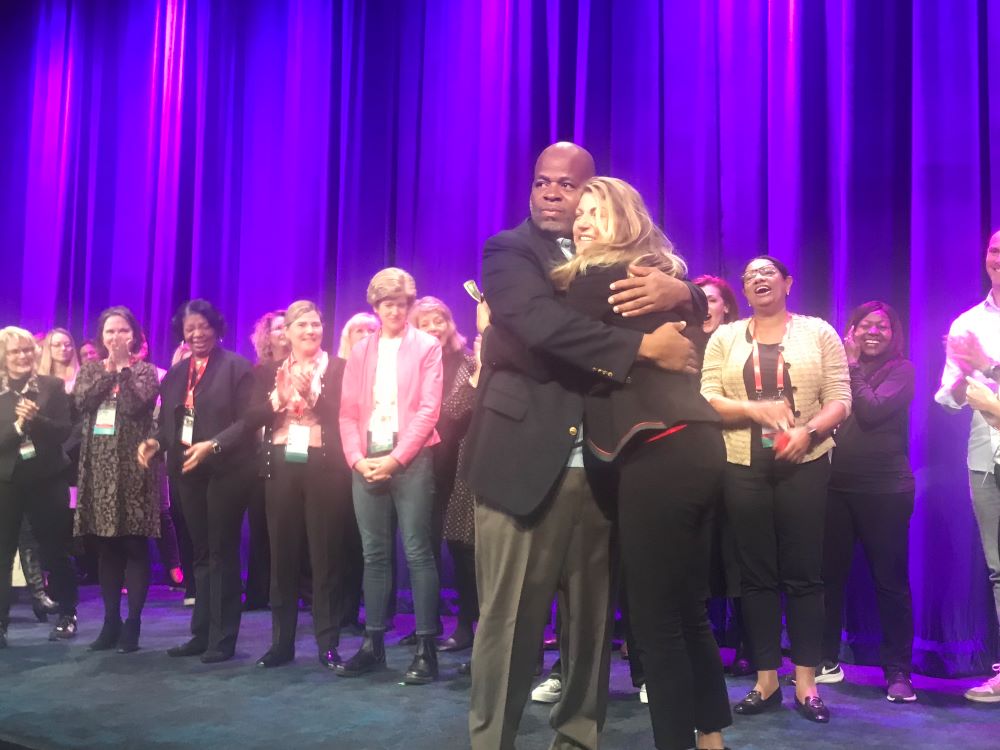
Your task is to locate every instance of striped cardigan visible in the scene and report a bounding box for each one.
[701,314,852,466]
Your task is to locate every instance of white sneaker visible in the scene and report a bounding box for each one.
[964,664,1000,703]
[638,684,648,704]
[531,676,562,703]
[815,660,845,684]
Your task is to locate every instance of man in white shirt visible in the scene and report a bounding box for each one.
[936,229,1000,703]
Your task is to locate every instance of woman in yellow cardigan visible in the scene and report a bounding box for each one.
[701,255,851,724]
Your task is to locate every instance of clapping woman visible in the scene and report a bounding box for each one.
[75,307,160,652]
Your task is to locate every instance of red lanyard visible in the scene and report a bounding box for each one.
[185,356,209,411]
[750,316,789,399]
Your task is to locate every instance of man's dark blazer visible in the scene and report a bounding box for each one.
[464,219,641,517]
[156,347,255,474]
[0,374,71,483]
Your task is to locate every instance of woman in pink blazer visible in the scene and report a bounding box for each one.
[337,267,444,684]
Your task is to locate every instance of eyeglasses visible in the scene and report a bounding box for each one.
[742,266,781,283]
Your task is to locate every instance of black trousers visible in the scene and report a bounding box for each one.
[724,456,830,670]
[0,476,78,622]
[265,449,350,653]
[172,465,252,654]
[821,488,914,672]
[244,478,271,608]
[447,539,479,630]
[619,423,731,750]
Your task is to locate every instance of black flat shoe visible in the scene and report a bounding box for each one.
[438,634,473,653]
[116,618,141,653]
[457,661,471,676]
[402,635,438,685]
[733,687,782,715]
[88,619,123,651]
[729,657,754,677]
[200,649,235,664]
[335,632,386,677]
[319,648,343,670]
[255,648,294,668]
[49,614,77,641]
[167,638,208,657]
[795,695,830,723]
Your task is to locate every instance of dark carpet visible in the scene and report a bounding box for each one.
[1,586,997,749]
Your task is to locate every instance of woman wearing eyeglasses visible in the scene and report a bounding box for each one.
[701,256,851,723]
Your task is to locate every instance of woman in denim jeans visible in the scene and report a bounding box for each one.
[337,267,443,684]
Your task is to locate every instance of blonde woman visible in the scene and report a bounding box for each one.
[38,328,80,393]
[551,177,731,750]
[701,256,851,724]
[337,313,378,360]
[0,327,78,647]
[338,268,443,683]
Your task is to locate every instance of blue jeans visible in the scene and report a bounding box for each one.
[352,449,439,635]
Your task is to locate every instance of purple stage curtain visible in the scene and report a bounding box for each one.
[1,0,998,675]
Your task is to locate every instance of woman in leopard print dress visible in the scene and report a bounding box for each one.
[74,306,160,653]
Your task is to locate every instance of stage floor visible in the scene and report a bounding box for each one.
[1,586,997,749]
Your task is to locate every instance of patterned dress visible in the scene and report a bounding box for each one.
[74,359,161,538]
[442,357,478,546]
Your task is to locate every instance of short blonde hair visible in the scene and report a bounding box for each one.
[0,326,41,378]
[551,176,687,289]
[367,267,417,307]
[409,296,466,354]
[338,312,378,359]
[285,300,322,327]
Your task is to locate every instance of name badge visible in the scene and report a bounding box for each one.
[367,429,397,458]
[93,401,117,436]
[181,411,195,447]
[285,423,310,463]
[761,427,776,449]
[19,440,37,461]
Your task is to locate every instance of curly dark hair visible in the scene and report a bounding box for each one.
[171,299,227,342]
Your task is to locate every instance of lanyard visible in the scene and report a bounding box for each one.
[185,355,209,411]
[750,316,789,399]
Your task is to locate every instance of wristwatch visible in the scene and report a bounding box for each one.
[806,425,819,445]
[211,440,221,454]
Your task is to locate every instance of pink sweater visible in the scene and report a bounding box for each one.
[339,324,443,468]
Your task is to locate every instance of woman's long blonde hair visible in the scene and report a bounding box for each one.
[37,327,79,381]
[551,176,687,289]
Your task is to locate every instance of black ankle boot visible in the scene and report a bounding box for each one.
[32,594,59,623]
[334,632,385,677]
[89,618,123,651]
[117,618,141,653]
[403,635,438,684]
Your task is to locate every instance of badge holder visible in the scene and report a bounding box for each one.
[366,430,398,458]
[93,401,118,436]
[285,423,311,463]
[181,409,195,447]
[19,439,36,461]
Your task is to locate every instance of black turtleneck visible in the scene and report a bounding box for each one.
[830,353,915,493]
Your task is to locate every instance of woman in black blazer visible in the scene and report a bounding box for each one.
[138,300,255,663]
[551,178,731,750]
[0,326,79,647]
[244,301,352,670]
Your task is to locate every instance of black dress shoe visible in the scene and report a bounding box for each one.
[398,629,418,646]
[201,649,235,664]
[729,657,754,677]
[89,619,123,651]
[457,661,471,676]
[402,635,438,685]
[167,638,208,657]
[319,648,343,670]
[116,618,141,654]
[795,695,830,723]
[438,634,473,653]
[256,648,294,668]
[733,687,782,715]
[335,632,386,677]
[49,614,78,641]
